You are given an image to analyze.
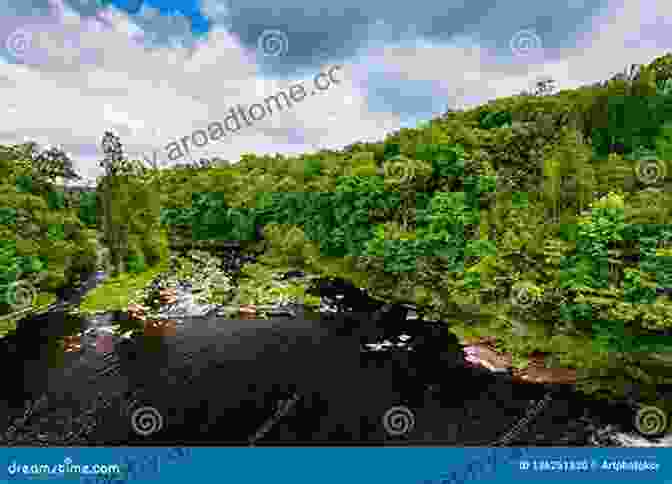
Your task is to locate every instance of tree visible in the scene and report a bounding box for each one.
[630,65,658,98]
[31,145,81,184]
[647,53,672,84]
[533,77,557,96]
[144,55,672,403]
[193,157,216,169]
[99,131,130,277]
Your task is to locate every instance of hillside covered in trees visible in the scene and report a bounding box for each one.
[3,53,672,410]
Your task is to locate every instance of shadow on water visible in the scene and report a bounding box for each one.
[0,307,632,446]
[0,273,657,446]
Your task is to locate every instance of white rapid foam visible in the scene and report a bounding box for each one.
[590,425,672,447]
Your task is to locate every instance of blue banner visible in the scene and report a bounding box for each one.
[1,447,669,484]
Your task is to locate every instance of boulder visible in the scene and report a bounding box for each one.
[128,304,147,321]
[239,305,257,319]
[159,288,177,305]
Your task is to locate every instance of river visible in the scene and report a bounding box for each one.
[0,269,668,446]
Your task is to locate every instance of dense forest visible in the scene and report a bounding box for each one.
[3,53,672,409]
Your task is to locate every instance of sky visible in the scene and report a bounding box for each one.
[0,0,671,186]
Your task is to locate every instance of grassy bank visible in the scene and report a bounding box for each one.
[77,261,169,317]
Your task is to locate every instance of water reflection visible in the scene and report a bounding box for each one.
[53,320,179,356]
[143,319,177,337]
[3,271,665,447]
[29,310,180,369]
[32,310,89,369]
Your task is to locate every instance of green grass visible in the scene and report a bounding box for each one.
[77,261,169,317]
[34,291,57,310]
[0,314,22,337]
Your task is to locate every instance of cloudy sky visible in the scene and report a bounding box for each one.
[0,0,670,185]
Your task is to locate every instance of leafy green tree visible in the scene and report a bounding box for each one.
[143,52,672,403]
[98,131,153,276]
[533,77,557,96]
[78,191,98,227]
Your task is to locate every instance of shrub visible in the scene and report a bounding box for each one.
[126,251,147,274]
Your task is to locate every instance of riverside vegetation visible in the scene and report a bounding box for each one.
[2,54,672,422]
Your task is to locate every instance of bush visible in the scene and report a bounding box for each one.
[140,228,170,267]
[126,251,147,274]
[78,191,98,226]
[303,158,323,178]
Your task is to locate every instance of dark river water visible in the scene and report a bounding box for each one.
[0,271,657,446]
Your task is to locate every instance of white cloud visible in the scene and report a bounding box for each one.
[363,0,671,110]
[1,0,402,181]
[1,0,671,185]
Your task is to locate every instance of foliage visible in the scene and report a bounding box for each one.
[12,53,672,404]
[126,251,147,274]
[77,259,169,317]
[78,191,98,227]
[232,261,321,312]
[478,110,513,130]
[303,158,324,178]
[0,149,100,304]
